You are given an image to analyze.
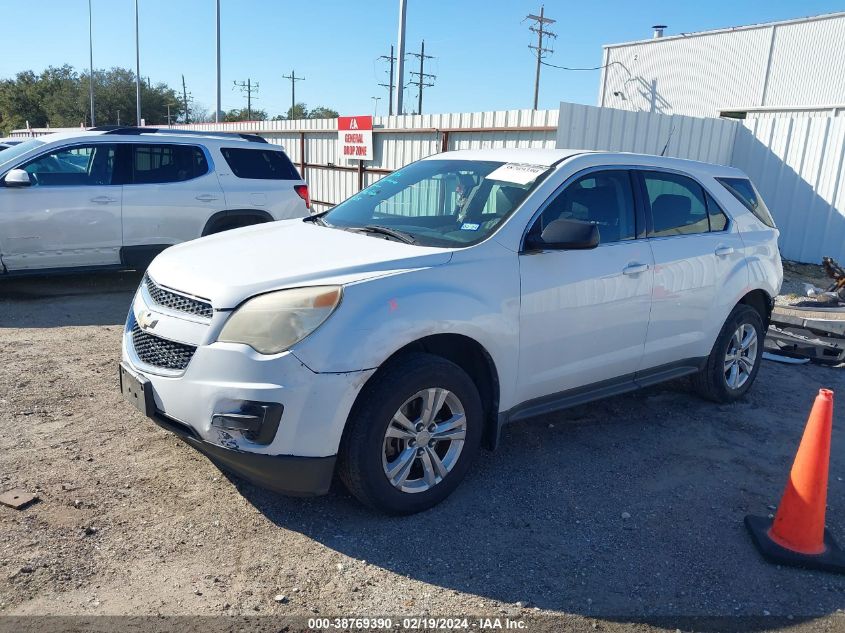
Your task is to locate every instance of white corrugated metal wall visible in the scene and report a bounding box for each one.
[599,12,845,118]
[732,113,845,263]
[556,102,738,164]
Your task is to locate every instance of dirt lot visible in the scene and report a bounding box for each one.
[1,272,845,631]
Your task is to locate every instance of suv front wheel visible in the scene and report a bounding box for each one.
[338,353,483,515]
[693,304,765,403]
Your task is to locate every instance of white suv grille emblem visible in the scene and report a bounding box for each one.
[137,310,159,331]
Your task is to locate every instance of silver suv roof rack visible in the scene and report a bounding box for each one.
[88,126,268,144]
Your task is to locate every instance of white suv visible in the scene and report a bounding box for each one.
[119,148,782,514]
[0,127,309,274]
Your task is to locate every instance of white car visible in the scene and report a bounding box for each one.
[0,127,309,274]
[119,148,782,514]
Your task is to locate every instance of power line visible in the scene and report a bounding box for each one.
[525,6,556,110]
[282,70,305,116]
[378,45,396,116]
[407,40,435,115]
[540,60,618,71]
[233,78,259,120]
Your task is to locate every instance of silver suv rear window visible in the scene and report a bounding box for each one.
[220,147,300,180]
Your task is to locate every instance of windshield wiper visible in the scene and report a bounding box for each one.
[358,225,417,244]
[303,212,329,226]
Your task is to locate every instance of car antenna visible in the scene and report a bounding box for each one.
[660,125,676,157]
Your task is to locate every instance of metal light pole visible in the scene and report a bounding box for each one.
[134,0,141,126]
[87,0,95,126]
[372,96,381,117]
[394,0,407,116]
[215,0,221,123]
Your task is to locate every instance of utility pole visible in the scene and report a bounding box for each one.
[394,0,407,115]
[88,0,95,126]
[233,79,259,120]
[378,45,395,116]
[525,6,556,110]
[116,110,120,125]
[215,0,221,123]
[408,40,435,115]
[134,0,142,125]
[181,75,190,123]
[371,96,381,117]
[281,70,305,116]
[166,103,174,126]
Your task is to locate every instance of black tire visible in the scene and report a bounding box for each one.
[692,304,765,403]
[338,352,483,515]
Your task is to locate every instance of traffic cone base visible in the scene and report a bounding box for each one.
[745,515,845,573]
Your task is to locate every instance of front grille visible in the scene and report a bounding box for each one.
[144,274,213,319]
[131,323,197,371]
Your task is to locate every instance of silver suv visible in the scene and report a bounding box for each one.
[0,126,309,275]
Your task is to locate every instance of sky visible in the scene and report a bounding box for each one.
[2,0,843,120]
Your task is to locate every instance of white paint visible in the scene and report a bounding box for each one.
[125,148,782,470]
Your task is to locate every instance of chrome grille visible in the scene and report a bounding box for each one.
[131,323,197,371]
[144,274,213,319]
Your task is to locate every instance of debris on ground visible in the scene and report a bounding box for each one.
[767,259,845,364]
[0,489,38,510]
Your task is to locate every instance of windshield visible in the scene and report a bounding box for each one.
[0,139,45,168]
[322,159,550,247]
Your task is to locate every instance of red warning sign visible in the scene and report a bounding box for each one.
[337,115,373,161]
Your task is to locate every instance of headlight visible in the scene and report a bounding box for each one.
[218,286,342,354]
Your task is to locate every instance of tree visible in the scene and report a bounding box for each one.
[224,107,267,122]
[286,102,308,120]
[278,103,338,120]
[308,106,339,119]
[0,65,184,134]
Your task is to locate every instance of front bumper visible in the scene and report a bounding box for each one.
[150,408,336,496]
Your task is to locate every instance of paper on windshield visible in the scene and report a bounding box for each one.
[485,163,549,185]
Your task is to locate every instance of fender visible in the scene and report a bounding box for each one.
[292,245,522,410]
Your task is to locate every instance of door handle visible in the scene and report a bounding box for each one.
[195,194,219,202]
[623,263,650,275]
[715,245,735,257]
[90,196,116,204]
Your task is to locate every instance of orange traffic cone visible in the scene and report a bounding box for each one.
[745,388,845,573]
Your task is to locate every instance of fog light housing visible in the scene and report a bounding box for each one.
[211,402,283,445]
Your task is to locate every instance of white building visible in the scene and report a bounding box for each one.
[598,12,845,118]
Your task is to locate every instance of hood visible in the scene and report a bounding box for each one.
[146,219,453,308]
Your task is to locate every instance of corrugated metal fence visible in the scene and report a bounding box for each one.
[555,102,738,164]
[12,103,845,263]
[733,113,845,263]
[175,109,559,208]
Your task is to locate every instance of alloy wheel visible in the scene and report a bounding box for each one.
[724,323,758,390]
[381,388,467,494]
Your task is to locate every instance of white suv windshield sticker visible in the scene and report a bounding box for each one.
[486,163,549,185]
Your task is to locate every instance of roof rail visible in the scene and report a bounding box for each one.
[87,126,267,144]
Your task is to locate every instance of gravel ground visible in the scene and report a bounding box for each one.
[1,271,845,632]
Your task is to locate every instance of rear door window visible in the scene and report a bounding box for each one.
[705,192,729,231]
[131,144,208,184]
[220,147,300,180]
[641,171,710,237]
[717,177,776,227]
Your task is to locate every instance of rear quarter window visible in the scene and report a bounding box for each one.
[220,147,300,180]
[717,177,776,228]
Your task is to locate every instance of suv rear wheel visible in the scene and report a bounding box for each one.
[693,304,764,403]
[338,353,483,515]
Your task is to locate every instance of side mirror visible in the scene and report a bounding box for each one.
[4,169,32,188]
[525,218,600,251]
